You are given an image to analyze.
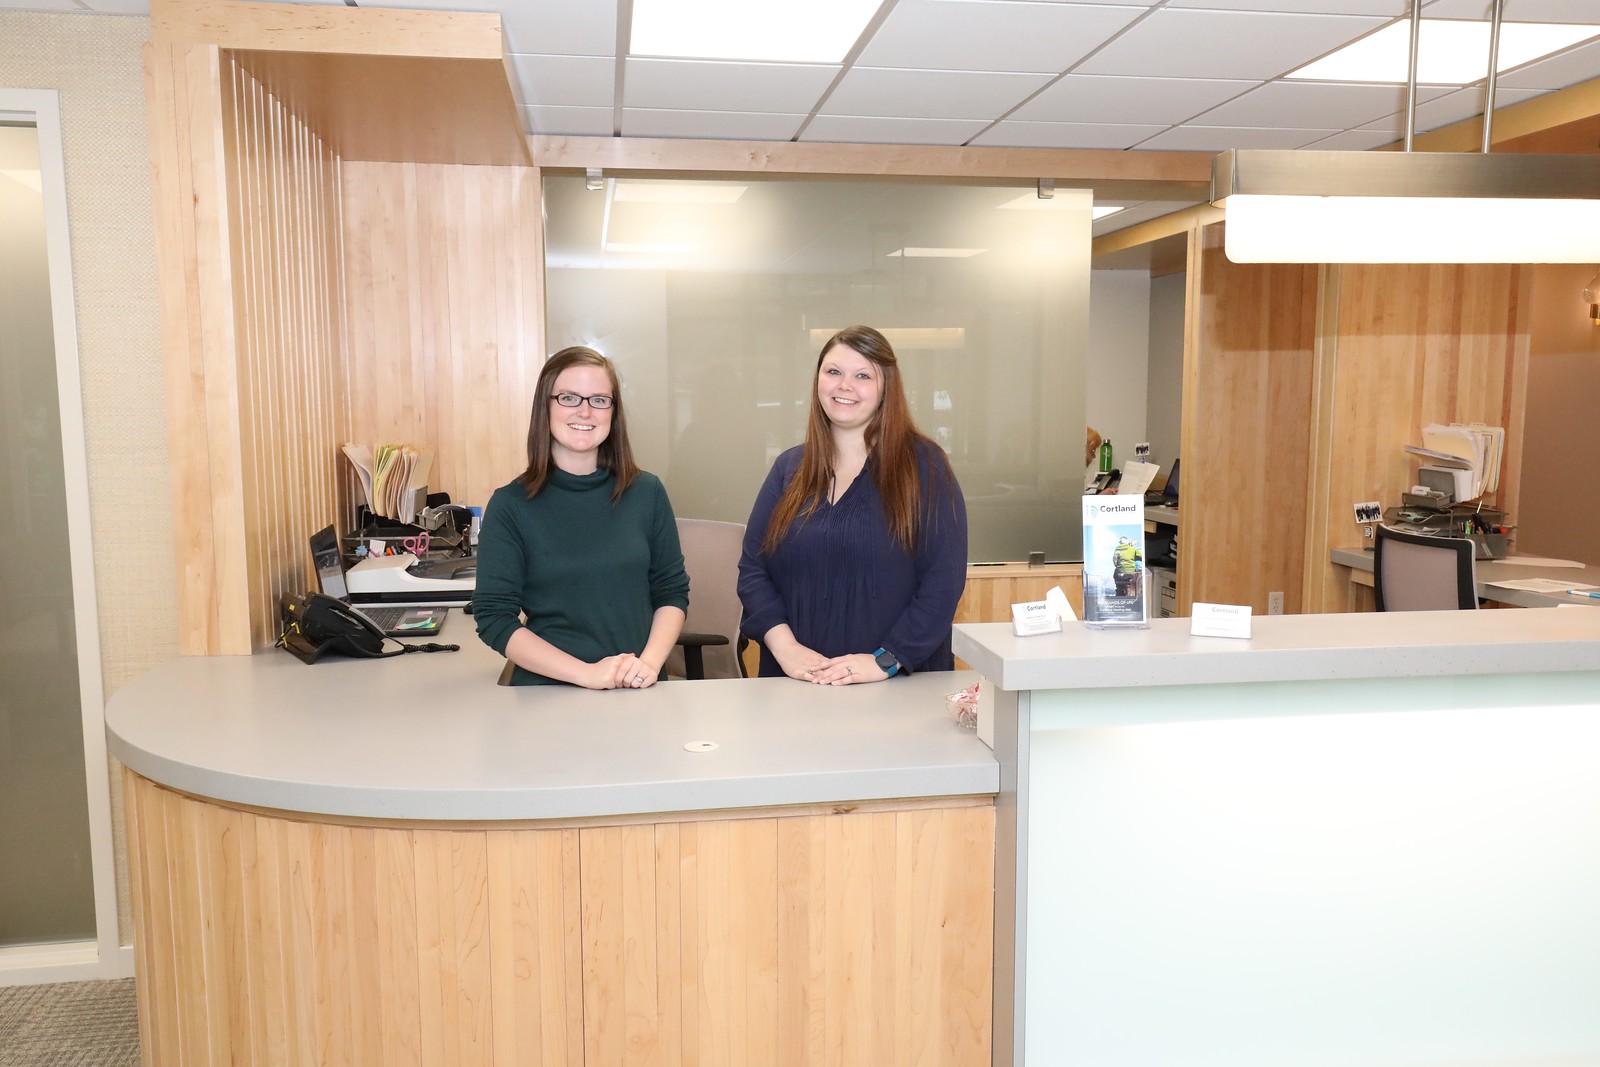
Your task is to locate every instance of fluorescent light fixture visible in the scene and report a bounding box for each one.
[995,192,1123,220]
[630,0,881,63]
[1212,149,1600,264]
[1289,19,1600,84]
[886,247,987,258]
[604,242,697,255]
[808,327,967,350]
[613,181,748,204]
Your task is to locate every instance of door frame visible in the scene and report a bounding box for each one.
[0,87,129,985]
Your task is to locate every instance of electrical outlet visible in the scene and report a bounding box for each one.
[1362,524,1375,541]
[1267,591,1285,615]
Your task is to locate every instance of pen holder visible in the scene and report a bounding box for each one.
[1468,532,1508,560]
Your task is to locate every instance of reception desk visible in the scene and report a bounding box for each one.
[954,609,1600,1067]
[107,641,998,1067]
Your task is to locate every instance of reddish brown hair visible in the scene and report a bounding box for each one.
[517,346,639,501]
[761,325,951,555]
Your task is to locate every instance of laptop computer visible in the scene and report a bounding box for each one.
[1144,457,1180,507]
[310,525,448,637]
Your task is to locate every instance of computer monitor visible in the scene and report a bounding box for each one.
[1161,457,1180,502]
[310,525,349,600]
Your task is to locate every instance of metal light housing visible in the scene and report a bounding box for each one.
[1212,149,1600,264]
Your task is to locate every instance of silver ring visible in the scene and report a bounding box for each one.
[633,674,644,683]
[846,666,853,676]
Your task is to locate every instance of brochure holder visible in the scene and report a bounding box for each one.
[1081,495,1150,629]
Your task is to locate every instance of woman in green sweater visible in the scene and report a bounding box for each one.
[473,347,689,687]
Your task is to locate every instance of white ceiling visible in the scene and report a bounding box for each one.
[16,0,1600,233]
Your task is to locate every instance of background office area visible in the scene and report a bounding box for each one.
[5,0,1600,1050]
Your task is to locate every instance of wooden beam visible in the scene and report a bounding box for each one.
[528,135,1213,198]
[150,0,505,59]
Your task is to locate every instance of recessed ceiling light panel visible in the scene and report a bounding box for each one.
[631,0,882,63]
[613,181,749,204]
[1289,19,1600,85]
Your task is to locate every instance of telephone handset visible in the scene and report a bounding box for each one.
[278,592,457,663]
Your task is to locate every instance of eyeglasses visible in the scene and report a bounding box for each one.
[552,391,614,410]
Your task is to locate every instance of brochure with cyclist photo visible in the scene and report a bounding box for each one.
[1082,495,1150,628]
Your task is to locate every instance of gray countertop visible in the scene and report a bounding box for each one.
[954,607,1600,692]
[105,638,996,822]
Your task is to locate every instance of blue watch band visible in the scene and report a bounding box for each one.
[873,647,900,677]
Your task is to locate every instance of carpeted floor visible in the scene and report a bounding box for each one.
[0,979,140,1066]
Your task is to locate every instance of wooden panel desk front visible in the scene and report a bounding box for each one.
[1330,546,1600,610]
[107,643,998,1067]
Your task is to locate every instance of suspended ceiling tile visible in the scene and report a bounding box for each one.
[0,0,98,9]
[1358,84,1544,129]
[821,67,1052,120]
[497,0,617,56]
[73,0,158,12]
[621,108,806,140]
[1301,127,1407,148]
[857,0,1147,74]
[1197,80,1452,128]
[524,105,613,136]
[800,114,990,145]
[970,120,1169,149]
[1093,201,1203,234]
[509,55,615,110]
[1013,74,1258,125]
[1077,9,1389,80]
[1137,123,1340,150]
[1497,38,1600,89]
[625,58,839,114]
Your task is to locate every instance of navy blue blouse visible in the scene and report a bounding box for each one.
[738,442,968,677]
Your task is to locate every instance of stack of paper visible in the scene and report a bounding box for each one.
[1403,423,1503,500]
[342,443,434,521]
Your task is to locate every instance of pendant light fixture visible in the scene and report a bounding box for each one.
[1211,0,1600,264]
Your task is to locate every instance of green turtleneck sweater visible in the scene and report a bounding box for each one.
[472,467,689,686]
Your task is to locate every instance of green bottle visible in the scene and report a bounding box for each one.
[1098,439,1113,473]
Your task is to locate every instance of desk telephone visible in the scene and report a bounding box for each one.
[278,592,458,664]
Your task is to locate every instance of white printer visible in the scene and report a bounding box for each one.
[346,553,475,606]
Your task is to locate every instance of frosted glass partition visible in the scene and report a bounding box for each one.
[543,176,1091,562]
[1023,671,1600,1067]
[0,122,95,946]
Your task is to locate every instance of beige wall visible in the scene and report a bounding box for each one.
[1519,264,1600,564]
[1,11,171,944]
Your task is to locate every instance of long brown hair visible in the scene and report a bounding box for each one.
[517,346,639,501]
[761,325,951,555]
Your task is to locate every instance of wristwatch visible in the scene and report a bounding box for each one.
[873,647,900,677]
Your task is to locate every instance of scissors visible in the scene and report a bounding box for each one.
[402,531,430,557]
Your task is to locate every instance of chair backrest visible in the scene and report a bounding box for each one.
[667,517,748,679]
[1373,524,1477,611]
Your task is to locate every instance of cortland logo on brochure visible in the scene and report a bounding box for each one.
[1084,500,1141,520]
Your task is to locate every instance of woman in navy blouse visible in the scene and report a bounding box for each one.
[738,325,968,684]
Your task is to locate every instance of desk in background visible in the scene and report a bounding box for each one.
[1331,546,1600,610]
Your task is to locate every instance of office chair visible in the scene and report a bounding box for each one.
[1373,524,1478,612]
[668,518,750,679]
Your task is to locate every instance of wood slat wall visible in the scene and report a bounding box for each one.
[125,772,993,1067]
[340,161,546,514]
[1179,223,1319,615]
[1303,262,1530,612]
[146,43,347,654]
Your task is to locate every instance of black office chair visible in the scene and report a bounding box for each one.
[1373,524,1478,611]
[668,518,750,679]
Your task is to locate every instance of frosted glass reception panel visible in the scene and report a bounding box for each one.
[543,176,1091,562]
[1023,672,1600,1067]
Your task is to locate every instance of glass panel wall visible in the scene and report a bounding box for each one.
[0,121,95,946]
[544,176,1090,561]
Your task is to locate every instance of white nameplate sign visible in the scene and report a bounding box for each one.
[1190,602,1253,640]
[1012,599,1062,636]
